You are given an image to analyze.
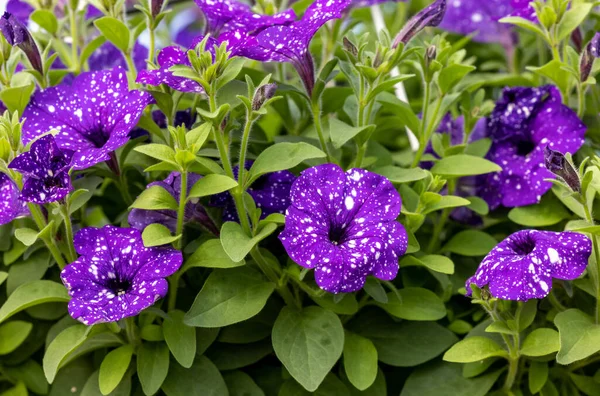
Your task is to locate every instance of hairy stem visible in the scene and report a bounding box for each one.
[175,171,188,249]
[28,203,66,269]
[311,102,332,163]
[60,204,77,263]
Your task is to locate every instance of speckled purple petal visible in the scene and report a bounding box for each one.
[509,0,536,21]
[479,85,585,209]
[9,135,74,204]
[279,163,407,294]
[22,67,154,170]
[0,173,27,225]
[88,41,148,72]
[440,0,514,43]
[195,0,296,36]
[62,225,183,325]
[136,46,204,93]
[466,230,591,301]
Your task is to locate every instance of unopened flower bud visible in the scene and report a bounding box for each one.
[425,45,436,68]
[544,146,581,193]
[0,12,43,75]
[151,0,164,18]
[580,32,600,82]
[343,37,358,58]
[392,0,446,48]
[252,83,277,111]
[571,28,583,52]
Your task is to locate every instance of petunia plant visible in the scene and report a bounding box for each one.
[3,0,600,395]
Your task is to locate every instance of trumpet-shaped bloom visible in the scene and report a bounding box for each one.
[466,230,591,301]
[0,173,27,225]
[279,164,407,293]
[61,225,183,325]
[22,67,154,170]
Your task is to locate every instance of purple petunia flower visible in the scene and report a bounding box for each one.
[230,0,351,94]
[580,32,600,82]
[8,135,74,204]
[0,173,28,225]
[211,161,295,222]
[479,85,585,209]
[88,41,148,73]
[0,12,43,75]
[194,0,296,36]
[439,0,515,44]
[279,164,407,293]
[508,0,536,21]
[129,172,218,235]
[22,67,154,170]
[61,225,183,325]
[5,0,33,23]
[466,230,591,301]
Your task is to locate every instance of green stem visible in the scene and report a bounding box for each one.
[583,203,600,323]
[578,82,586,119]
[427,179,455,252]
[124,316,140,346]
[411,80,432,168]
[250,247,299,308]
[548,290,567,312]
[27,203,66,269]
[237,112,254,190]
[60,204,77,263]
[175,171,187,249]
[412,92,443,168]
[124,52,136,74]
[148,27,156,66]
[167,275,179,312]
[503,356,519,394]
[311,102,332,163]
[69,7,79,74]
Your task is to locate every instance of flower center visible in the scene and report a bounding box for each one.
[85,129,111,149]
[516,140,536,156]
[107,277,131,296]
[509,233,536,256]
[328,226,346,245]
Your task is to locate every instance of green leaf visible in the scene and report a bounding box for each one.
[186,123,212,149]
[181,239,244,272]
[43,325,88,383]
[443,336,508,363]
[161,356,228,396]
[0,280,70,324]
[222,371,265,396]
[377,94,421,134]
[499,16,546,36]
[353,314,458,367]
[430,154,501,177]
[0,382,27,396]
[556,4,593,41]
[400,255,454,274]
[99,345,134,395]
[377,288,446,321]
[569,373,600,396]
[207,339,272,370]
[343,331,378,391]
[400,361,502,396]
[14,228,40,247]
[188,174,238,199]
[310,293,359,315]
[247,142,325,184]
[508,194,570,226]
[220,221,277,262]
[94,17,130,53]
[374,166,428,184]
[142,224,180,247]
[80,36,107,65]
[329,118,375,148]
[184,267,275,327]
[442,230,497,256]
[520,328,559,357]
[0,272,7,286]
[137,342,170,396]
[82,370,131,396]
[134,144,177,165]
[30,9,58,34]
[2,360,48,395]
[363,277,388,304]
[466,197,489,215]
[423,195,471,214]
[163,310,196,368]
[527,60,569,95]
[130,185,178,211]
[529,361,548,394]
[272,306,344,392]
[0,84,35,116]
[438,64,476,94]
[555,309,600,365]
[0,321,33,355]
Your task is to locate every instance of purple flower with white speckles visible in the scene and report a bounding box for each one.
[6,0,33,23]
[0,173,28,225]
[129,172,218,235]
[61,225,183,325]
[211,161,295,222]
[439,0,515,44]
[194,0,295,36]
[479,85,585,209]
[230,0,351,94]
[466,230,591,301]
[0,12,43,75]
[508,0,536,21]
[279,164,407,294]
[22,67,154,170]
[88,41,148,73]
[9,135,74,204]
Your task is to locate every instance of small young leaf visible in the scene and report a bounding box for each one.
[343,331,378,391]
[0,321,33,355]
[94,17,130,53]
[443,336,508,363]
[0,280,70,324]
[137,342,170,396]
[163,310,197,368]
[130,185,178,211]
[142,224,180,247]
[99,345,134,395]
[520,328,559,357]
[247,142,325,184]
[188,174,238,199]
